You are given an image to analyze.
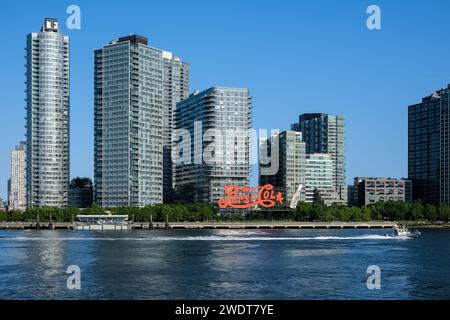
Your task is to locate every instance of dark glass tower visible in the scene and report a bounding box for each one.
[408,85,450,205]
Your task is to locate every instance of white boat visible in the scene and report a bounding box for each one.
[386,226,421,238]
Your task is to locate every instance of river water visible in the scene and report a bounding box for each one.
[0,228,449,299]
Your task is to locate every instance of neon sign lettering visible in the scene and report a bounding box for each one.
[218,184,283,209]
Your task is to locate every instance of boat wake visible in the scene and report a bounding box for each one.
[0,234,412,241]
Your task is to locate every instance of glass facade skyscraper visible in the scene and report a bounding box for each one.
[94,35,164,207]
[173,87,252,205]
[162,51,189,203]
[408,85,450,205]
[26,18,70,208]
[291,113,346,203]
[304,153,337,205]
[259,131,306,204]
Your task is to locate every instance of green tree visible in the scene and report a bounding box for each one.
[161,205,174,222]
[63,208,80,222]
[318,208,334,222]
[83,203,105,215]
[408,200,424,220]
[367,202,384,220]
[348,207,361,221]
[425,204,438,221]
[384,201,407,221]
[309,203,324,221]
[296,202,311,221]
[360,207,372,221]
[70,177,93,188]
[438,204,450,222]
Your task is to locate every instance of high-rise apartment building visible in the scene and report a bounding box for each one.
[173,87,252,204]
[259,131,306,204]
[292,113,346,203]
[408,85,450,205]
[162,51,189,203]
[304,153,338,205]
[94,35,164,208]
[26,18,70,208]
[8,142,27,211]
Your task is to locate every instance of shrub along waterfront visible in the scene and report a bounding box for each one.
[0,203,214,223]
[0,201,449,223]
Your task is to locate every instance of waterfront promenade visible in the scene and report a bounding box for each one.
[0,221,398,230]
[142,221,398,229]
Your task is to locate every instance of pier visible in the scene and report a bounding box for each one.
[0,222,73,230]
[132,221,398,230]
[0,221,398,230]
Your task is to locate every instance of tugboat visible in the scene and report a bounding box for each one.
[386,226,421,238]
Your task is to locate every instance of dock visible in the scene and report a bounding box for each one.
[0,222,73,230]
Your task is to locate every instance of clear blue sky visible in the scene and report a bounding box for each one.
[1,0,450,200]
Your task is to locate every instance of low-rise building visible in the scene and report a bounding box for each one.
[353,177,412,206]
[69,178,94,209]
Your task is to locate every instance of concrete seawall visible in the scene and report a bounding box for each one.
[0,221,398,230]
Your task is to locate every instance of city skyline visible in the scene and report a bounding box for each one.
[3,1,450,200]
[2,1,450,307]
